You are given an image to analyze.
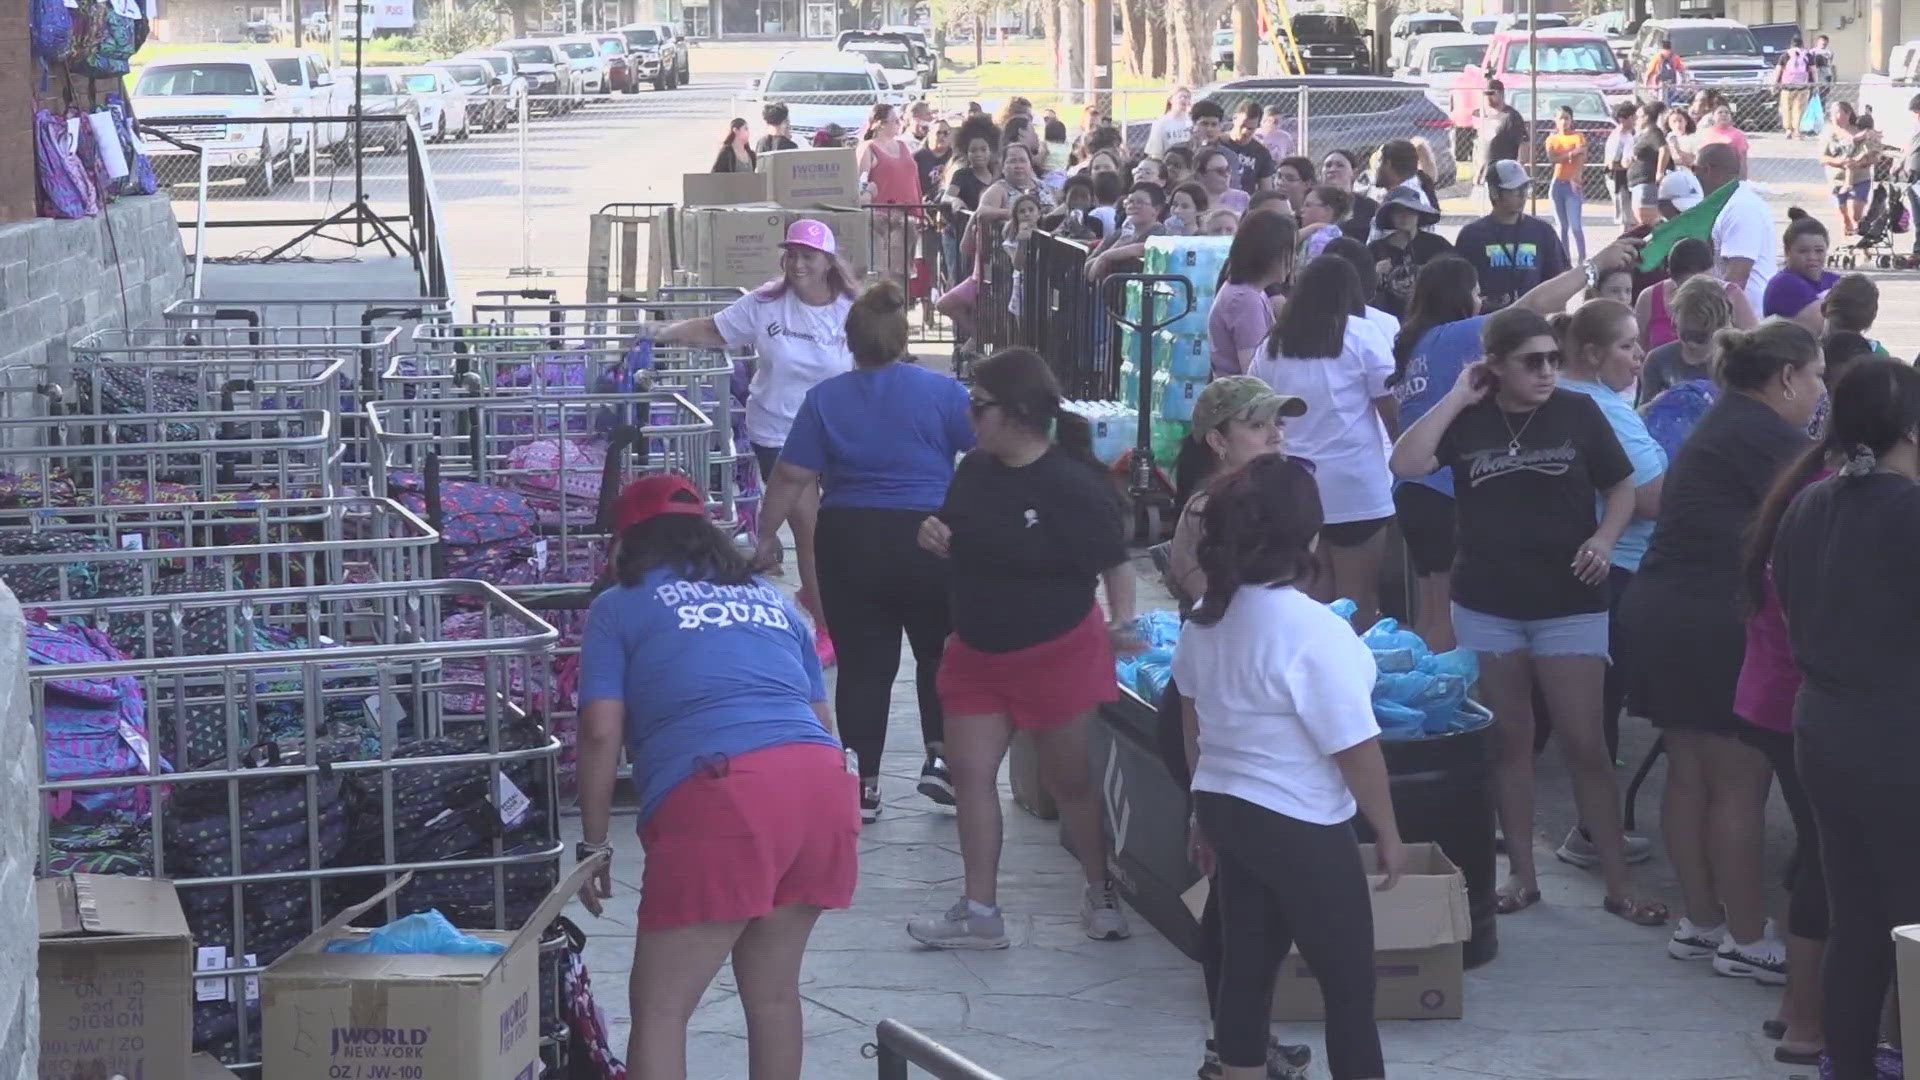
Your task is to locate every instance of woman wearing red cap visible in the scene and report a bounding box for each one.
[656,219,859,664]
[574,473,856,1080]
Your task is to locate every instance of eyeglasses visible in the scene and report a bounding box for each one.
[1507,349,1563,370]
[968,396,1000,417]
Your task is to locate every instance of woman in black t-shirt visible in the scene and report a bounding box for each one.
[906,347,1144,950]
[1391,305,1668,927]
[1629,100,1667,226]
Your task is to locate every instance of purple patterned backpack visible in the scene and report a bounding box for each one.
[34,109,98,220]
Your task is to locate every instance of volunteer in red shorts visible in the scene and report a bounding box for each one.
[906,347,1144,950]
[574,474,857,1079]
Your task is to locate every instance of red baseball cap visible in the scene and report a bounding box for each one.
[611,474,707,532]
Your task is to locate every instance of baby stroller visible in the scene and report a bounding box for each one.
[1833,160,1914,270]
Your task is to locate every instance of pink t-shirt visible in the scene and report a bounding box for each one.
[1733,469,1829,734]
[1698,124,1749,158]
[1208,282,1276,377]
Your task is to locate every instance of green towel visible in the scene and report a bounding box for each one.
[1637,180,1737,272]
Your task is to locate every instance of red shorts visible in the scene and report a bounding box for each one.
[936,605,1118,731]
[637,742,859,931]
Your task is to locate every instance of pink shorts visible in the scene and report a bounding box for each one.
[637,742,859,931]
[936,605,1118,731]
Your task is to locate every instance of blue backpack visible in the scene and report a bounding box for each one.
[30,0,71,62]
[1641,378,1717,463]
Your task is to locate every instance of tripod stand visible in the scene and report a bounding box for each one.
[266,21,413,259]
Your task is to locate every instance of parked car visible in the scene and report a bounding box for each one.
[494,39,577,113]
[1451,28,1631,145]
[349,68,422,153]
[402,66,471,141]
[132,54,298,190]
[460,49,530,117]
[878,24,938,85]
[618,22,688,90]
[1127,75,1459,187]
[1288,13,1374,76]
[302,11,331,39]
[1400,32,1490,109]
[1467,15,1499,35]
[1388,10,1465,70]
[838,33,921,93]
[429,58,510,131]
[1215,28,1235,69]
[243,16,287,42]
[1497,12,1570,32]
[843,28,934,86]
[258,48,354,164]
[1749,22,1803,67]
[1508,87,1614,198]
[554,37,608,97]
[590,33,637,93]
[748,50,891,145]
[1629,18,1775,127]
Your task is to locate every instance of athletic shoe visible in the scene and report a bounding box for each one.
[1081,880,1131,941]
[907,899,1009,950]
[916,754,955,806]
[1197,1038,1312,1079]
[813,618,836,668]
[1668,917,1728,960]
[1554,826,1654,868]
[859,777,881,824]
[1714,925,1788,985]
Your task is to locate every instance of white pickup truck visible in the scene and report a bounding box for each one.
[132,53,298,191]
[258,48,355,165]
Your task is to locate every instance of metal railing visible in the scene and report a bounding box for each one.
[868,1020,1004,1080]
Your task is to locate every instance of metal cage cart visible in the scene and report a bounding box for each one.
[0,495,436,604]
[161,296,454,343]
[30,579,562,1073]
[59,328,356,420]
[466,285,746,336]
[0,408,340,507]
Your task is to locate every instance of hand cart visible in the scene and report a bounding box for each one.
[1103,273,1196,543]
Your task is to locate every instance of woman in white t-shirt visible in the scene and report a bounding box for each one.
[1247,255,1399,630]
[657,218,856,659]
[1143,86,1194,159]
[1172,454,1404,1080]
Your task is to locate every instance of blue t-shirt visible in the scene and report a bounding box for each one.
[578,567,836,825]
[779,363,976,512]
[1390,315,1488,498]
[1560,379,1668,572]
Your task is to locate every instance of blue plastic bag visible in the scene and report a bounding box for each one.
[324,910,506,955]
[1374,698,1427,739]
[1135,660,1173,702]
[1362,618,1429,673]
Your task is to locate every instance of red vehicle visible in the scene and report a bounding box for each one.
[592,33,638,94]
[1449,29,1632,130]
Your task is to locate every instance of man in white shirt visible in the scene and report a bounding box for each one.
[1696,143,1773,313]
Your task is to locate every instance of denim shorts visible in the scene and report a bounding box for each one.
[1835,179,1871,206]
[1451,603,1610,659]
[1632,182,1660,209]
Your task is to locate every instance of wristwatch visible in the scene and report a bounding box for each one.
[576,841,612,863]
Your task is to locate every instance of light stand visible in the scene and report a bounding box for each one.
[266,18,412,259]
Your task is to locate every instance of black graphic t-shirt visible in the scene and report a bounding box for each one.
[937,448,1128,653]
[1369,231,1455,320]
[1455,213,1569,312]
[1435,388,1633,619]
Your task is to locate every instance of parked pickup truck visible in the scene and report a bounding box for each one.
[132,53,298,191]
[257,48,355,165]
[1450,28,1631,148]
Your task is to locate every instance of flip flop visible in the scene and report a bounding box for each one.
[1495,887,1541,915]
[1603,896,1670,926]
[1763,1020,1787,1041]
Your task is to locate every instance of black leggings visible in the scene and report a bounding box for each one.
[1153,679,1228,1015]
[813,507,950,777]
[1195,792,1384,1079]
[1799,736,1920,1080]
[1743,726,1828,940]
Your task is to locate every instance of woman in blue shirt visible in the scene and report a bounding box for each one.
[575,473,856,1080]
[757,281,976,824]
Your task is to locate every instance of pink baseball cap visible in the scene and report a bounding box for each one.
[781,218,837,256]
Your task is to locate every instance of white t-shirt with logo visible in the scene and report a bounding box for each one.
[1246,317,1397,525]
[1171,585,1380,825]
[714,288,854,449]
[1712,180,1776,315]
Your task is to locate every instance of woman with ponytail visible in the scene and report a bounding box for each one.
[907,347,1143,949]
[1620,318,1822,973]
[1770,358,1920,1080]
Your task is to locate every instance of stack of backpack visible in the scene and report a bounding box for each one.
[31,0,156,219]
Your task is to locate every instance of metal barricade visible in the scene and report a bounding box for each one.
[868,1020,1005,1080]
[0,408,338,505]
[0,495,435,603]
[62,327,358,419]
[30,579,562,1073]
[1022,231,1117,400]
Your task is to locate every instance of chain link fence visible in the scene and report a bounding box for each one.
[152,80,1920,299]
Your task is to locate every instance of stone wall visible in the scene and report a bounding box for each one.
[0,194,190,378]
[0,584,34,1080]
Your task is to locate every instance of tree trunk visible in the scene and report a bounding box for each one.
[1061,0,1085,98]
[1118,0,1146,75]
[974,14,984,67]
[1042,0,1061,86]
[1233,0,1258,74]
[1148,7,1168,79]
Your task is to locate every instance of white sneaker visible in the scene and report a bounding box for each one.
[1668,917,1728,960]
[1081,880,1131,941]
[1554,826,1655,868]
[1714,923,1787,985]
[907,899,1009,950]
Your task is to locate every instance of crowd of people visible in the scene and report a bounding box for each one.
[581,79,1920,1080]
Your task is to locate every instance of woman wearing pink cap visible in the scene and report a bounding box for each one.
[657,219,859,663]
[575,473,856,1080]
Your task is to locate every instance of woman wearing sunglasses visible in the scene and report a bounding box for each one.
[907,347,1143,949]
[1391,300,1667,927]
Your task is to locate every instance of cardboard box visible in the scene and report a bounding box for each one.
[262,856,602,1080]
[189,1052,244,1078]
[683,170,771,207]
[1895,924,1920,1057]
[805,206,871,281]
[680,205,871,290]
[1270,842,1471,1021]
[38,875,194,1080]
[756,147,860,208]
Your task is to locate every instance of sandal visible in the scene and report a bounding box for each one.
[1602,896,1670,926]
[1495,887,1541,914]
[1763,1020,1787,1041]
[1775,1043,1824,1066]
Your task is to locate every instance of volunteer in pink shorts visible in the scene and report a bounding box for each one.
[574,474,857,1079]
